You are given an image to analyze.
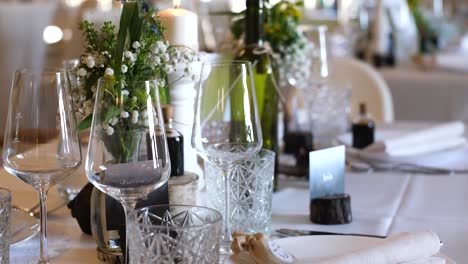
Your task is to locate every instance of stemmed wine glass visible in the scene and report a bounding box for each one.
[85,77,171,262]
[2,68,82,263]
[192,61,263,254]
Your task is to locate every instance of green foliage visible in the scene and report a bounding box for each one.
[231,0,304,54]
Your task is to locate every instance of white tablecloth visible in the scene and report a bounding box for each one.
[380,65,468,123]
[3,123,467,263]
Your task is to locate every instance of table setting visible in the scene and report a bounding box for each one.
[1,0,468,263]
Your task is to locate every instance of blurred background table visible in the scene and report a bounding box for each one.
[381,63,468,123]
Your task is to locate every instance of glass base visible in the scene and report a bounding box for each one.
[220,241,232,256]
[37,258,49,264]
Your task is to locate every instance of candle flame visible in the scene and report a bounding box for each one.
[173,0,180,8]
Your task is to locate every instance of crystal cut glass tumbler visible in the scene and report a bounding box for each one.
[205,149,275,234]
[0,188,11,264]
[128,205,222,264]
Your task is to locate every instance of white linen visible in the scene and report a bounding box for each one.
[379,67,468,123]
[363,122,466,157]
[315,231,441,264]
[339,122,468,172]
[436,53,468,73]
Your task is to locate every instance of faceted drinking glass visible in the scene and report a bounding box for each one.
[0,188,11,264]
[205,149,275,234]
[128,205,222,264]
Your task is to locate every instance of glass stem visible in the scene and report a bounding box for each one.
[221,167,232,254]
[122,201,136,264]
[38,188,49,264]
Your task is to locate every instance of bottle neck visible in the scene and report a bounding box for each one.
[166,119,174,130]
[244,0,264,46]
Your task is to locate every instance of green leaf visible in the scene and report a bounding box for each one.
[114,2,137,80]
[129,5,143,43]
[78,114,93,131]
[104,105,120,124]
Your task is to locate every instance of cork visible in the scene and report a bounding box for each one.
[161,104,174,123]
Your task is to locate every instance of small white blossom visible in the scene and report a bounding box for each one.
[124,51,132,58]
[121,64,128,73]
[77,68,87,77]
[105,68,114,76]
[162,54,170,62]
[122,90,129,96]
[141,110,148,119]
[106,126,114,136]
[132,41,141,49]
[131,110,139,124]
[86,56,95,68]
[120,111,130,118]
[132,96,137,101]
[109,117,119,126]
[143,118,149,127]
[157,41,167,53]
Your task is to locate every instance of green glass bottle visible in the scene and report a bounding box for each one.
[236,0,279,190]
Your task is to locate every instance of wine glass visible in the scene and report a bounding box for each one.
[85,77,170,262]
[2,68,82,263]
[192,61,263,254]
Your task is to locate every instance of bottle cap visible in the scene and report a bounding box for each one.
[161,104,173,123]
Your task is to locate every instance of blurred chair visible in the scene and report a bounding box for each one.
[331,57,395,123]
[0,1,57,143]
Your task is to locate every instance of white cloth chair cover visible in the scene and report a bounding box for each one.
[331,57,395,122]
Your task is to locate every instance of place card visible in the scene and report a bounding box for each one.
[309,145,345,200]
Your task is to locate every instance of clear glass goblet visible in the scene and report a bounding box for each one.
[85,77,171,263]
[2,68,82,263]
[192,61,263,254]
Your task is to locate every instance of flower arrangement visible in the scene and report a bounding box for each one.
[72,1,198,135]
[231,0,310,86]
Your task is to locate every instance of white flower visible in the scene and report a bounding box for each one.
[132,41,141,49]
[120,111,129,118]
[122,89,129,96]
[162,54,170,62]
[143,118,149,127]
[105,68,114,76]
[77,68,87,77]
[141,110,148,119]
[109,117,119,126]
[121,64,128,73]
[124,51,133,58]
[106,126,114,136]
[86,56,95,68]
[157,41,167,53]
[131,110,139,124]
[152,56,161,65]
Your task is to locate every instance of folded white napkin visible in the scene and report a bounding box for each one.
[436,53,468,73]
[364,122,466,157]
[316,231,442,264]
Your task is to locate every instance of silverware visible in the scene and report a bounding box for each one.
[276,228,386,239]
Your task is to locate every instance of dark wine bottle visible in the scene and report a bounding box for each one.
[235,0,279,190]
[161,104,184,177]
[352,103,375,149]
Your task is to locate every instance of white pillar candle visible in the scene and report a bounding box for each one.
[158,0,199,51]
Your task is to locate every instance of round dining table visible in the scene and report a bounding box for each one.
[4,122,466,263]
